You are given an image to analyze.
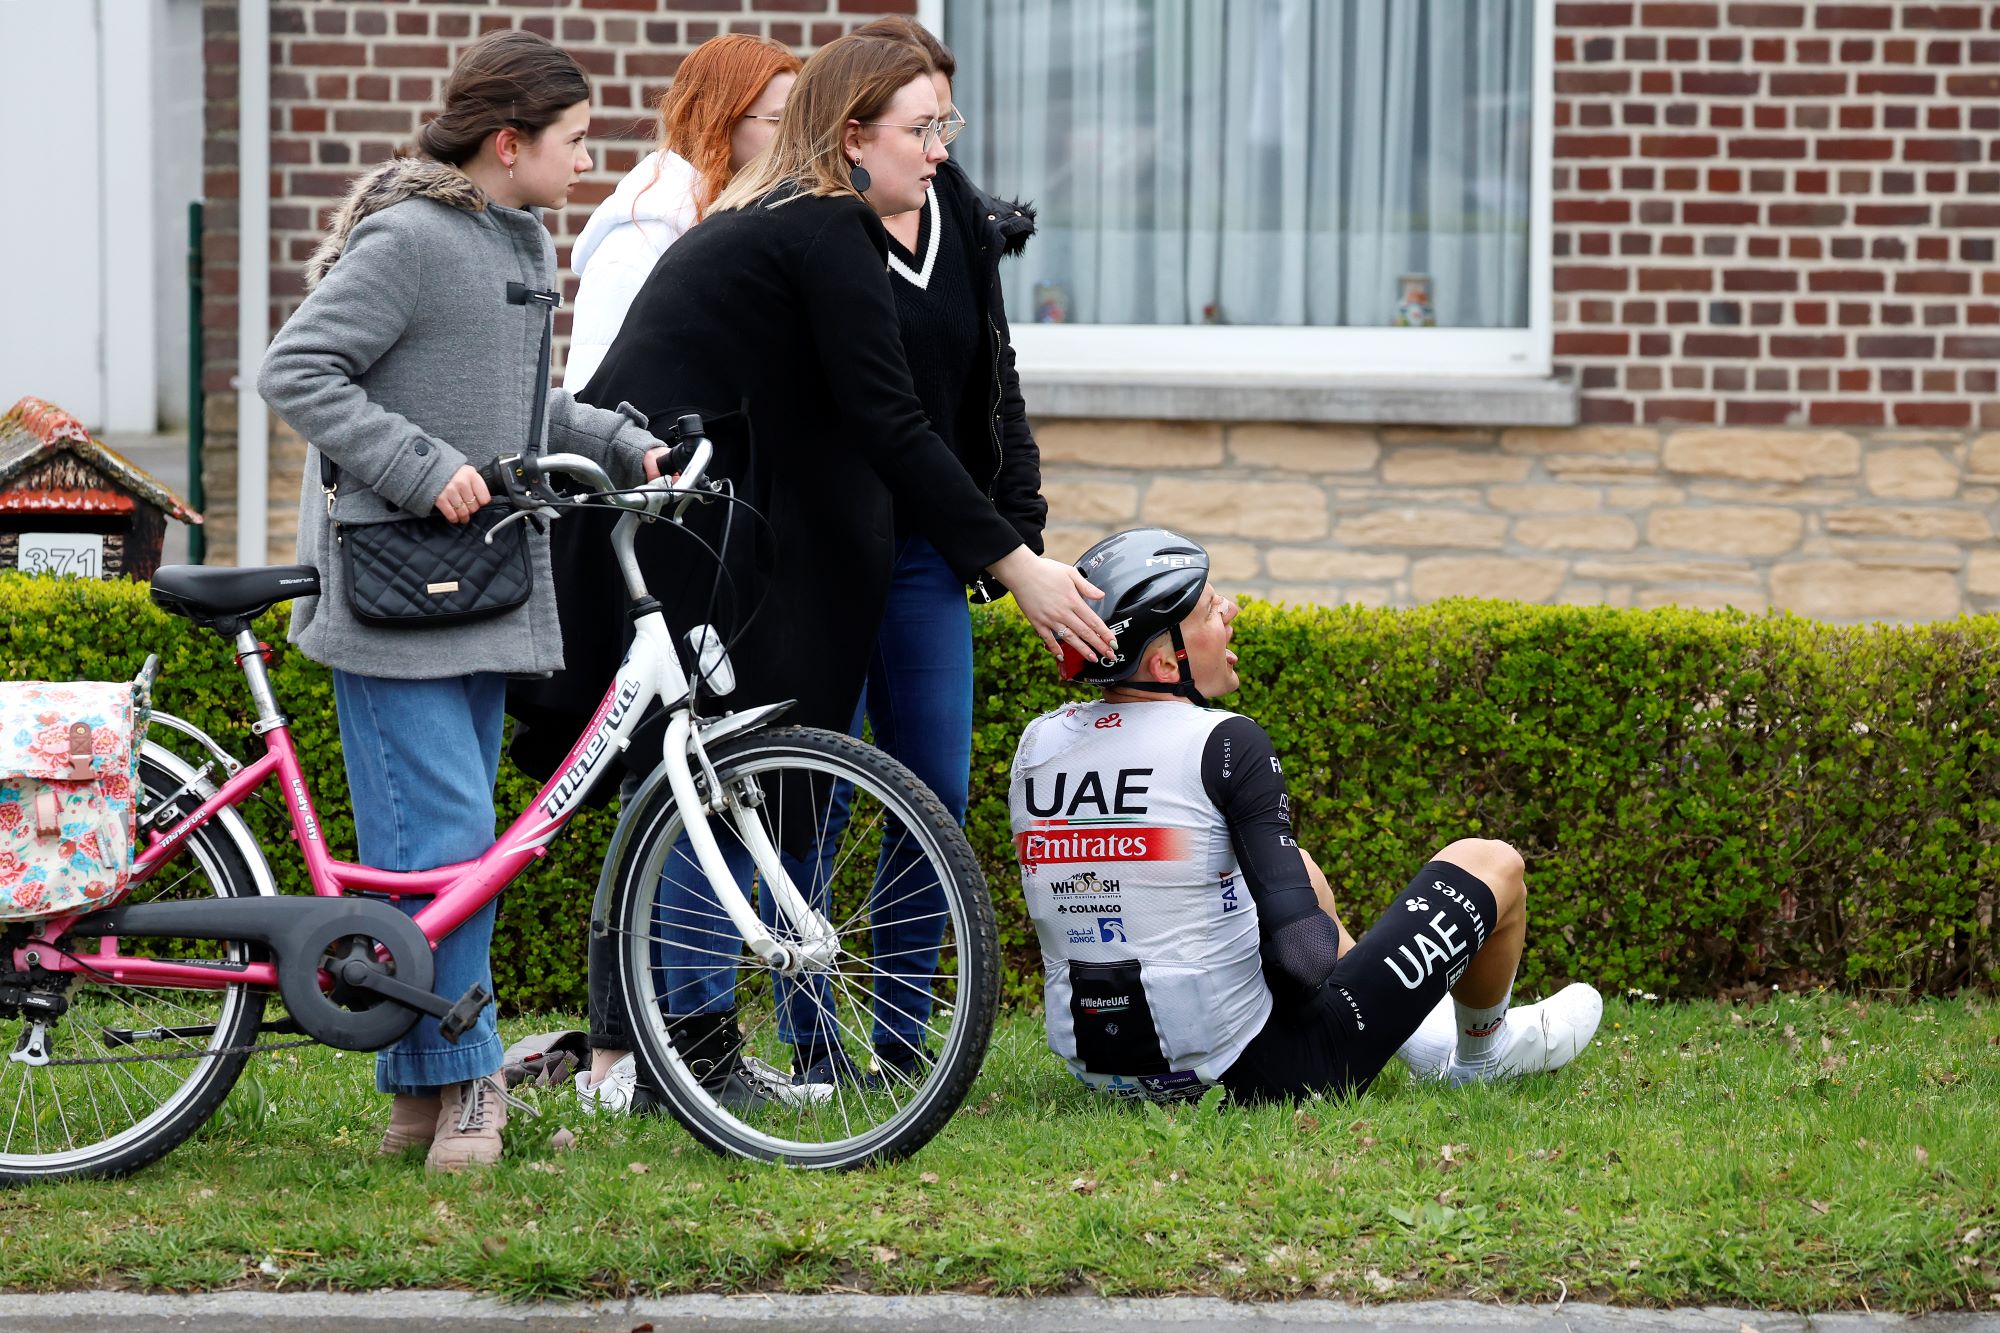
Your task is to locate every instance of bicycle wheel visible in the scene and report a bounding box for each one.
[611,725,997,1168]
[0,752,269,1184]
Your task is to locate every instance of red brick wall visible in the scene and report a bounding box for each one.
[199,0,2000,565]
[1554,1,2000,429]
[201,0,910,402]
[197,0,907,560]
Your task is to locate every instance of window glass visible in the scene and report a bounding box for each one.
[945,0,1537,330]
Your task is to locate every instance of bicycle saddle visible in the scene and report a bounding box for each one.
[150,564,322,630]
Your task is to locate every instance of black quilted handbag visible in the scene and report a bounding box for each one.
[338,505,532,627]
[324,280,560,628]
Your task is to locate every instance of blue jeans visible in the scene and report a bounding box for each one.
[652,538,972,1057]
[332,670,506,1095]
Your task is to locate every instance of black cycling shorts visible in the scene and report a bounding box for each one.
[1221,859,1499,1103]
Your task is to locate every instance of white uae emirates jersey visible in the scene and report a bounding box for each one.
[1008,699,1273,1095]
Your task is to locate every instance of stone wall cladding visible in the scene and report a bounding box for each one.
[198,0,906,561]
[1035,420,2000,622]
[1554,2,2000,431]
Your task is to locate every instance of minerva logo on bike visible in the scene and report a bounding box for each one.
[537,675,644,819]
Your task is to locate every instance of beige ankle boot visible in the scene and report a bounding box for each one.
[426,1075,534,1172]
[379,1092,442,1154]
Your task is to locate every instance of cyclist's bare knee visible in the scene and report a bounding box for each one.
[1434,837,1525,915]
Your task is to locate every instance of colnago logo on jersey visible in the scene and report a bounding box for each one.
[1015,820,1187,871]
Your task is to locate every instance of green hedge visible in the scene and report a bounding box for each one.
[5,572,1995,1008]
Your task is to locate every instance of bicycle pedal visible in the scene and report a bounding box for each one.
[437,984,492,1043]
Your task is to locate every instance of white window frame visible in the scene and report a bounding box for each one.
[918,0,1555,385]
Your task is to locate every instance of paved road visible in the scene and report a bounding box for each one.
[0,1293,1992,1332]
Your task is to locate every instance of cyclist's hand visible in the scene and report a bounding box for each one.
[643,446,675,482]
[987,547,1113,661]
[434,465,492,524]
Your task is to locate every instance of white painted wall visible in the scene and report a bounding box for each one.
[0,0,106,426]
[101,0,159,432]
[154,0,204,430]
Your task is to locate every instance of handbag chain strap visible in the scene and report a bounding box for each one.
[320,280,561,512]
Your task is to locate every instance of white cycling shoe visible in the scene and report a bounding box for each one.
[1440,982,1604,1085]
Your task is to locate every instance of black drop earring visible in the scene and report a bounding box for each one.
[849,159,872,194]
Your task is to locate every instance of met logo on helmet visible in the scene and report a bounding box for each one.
[1144,554,1201,568]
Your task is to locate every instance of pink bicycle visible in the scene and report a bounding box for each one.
[0,428,997,1180]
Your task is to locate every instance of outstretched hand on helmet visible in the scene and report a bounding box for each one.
[987,547,1114,661]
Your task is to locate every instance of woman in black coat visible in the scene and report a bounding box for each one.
[559,32,1112,1105]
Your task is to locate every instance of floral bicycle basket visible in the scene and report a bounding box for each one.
[0,662,154,922]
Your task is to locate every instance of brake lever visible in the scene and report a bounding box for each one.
[483,504,555,545]
[490,452,563,509]
[671,483,705,522]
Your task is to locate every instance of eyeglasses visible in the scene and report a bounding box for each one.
[859,108,967,153]
[741,114,782,124]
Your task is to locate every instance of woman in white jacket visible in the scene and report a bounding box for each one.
[563,34,801,390]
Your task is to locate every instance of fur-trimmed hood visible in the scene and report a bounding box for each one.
[975,186,1037,258]
[304,157,488,290]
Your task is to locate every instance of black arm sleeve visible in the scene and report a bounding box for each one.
[1200,715,1340,1004]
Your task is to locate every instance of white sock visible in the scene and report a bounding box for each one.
[1454,983,1513,1064]
[1397,994,1456,1078]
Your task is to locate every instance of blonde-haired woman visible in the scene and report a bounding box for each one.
[569,33,1112,1107]
[562,33,799,391]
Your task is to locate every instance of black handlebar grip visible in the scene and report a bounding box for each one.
[661,440,701,477]
[673,413,705,442]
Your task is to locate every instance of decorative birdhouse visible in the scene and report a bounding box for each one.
[0,397,201,582]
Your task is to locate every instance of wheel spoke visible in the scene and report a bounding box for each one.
[0,755,264,1182]
[615,730,993,1167]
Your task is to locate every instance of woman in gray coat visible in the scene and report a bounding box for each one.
[258,30,668,1172]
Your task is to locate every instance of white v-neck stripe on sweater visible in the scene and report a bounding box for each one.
[885,188,941,290]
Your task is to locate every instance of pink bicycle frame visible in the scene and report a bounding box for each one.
[24,453,833,995]
[29,653,650,993]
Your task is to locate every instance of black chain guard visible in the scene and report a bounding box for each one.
[69,896,434,1052]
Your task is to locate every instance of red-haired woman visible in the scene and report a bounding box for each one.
[563,34,800,390]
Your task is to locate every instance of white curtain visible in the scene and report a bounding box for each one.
[947,0,1535,328]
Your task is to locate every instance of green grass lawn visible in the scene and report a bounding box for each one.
[1,991,1994,1311]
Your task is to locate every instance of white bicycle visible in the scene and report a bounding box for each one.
[2,416,997,1181]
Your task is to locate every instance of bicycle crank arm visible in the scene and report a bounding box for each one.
[71,897,439,1053]
[330,957,489,1041]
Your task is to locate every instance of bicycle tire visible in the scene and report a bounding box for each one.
[0,754,269,1184]
[611,725,998,1168]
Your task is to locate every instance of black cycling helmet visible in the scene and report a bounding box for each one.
[1062,527,1211,703]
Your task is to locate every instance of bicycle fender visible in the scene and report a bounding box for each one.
[135,738,278,899]
[587,700,794,932]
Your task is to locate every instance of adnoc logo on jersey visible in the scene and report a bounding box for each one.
[1097,916,1127,943]
[1015,821,1187,870]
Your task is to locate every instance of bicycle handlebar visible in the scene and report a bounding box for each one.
[483,432,716,522]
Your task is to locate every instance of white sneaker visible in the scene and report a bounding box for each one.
[1441,983,1603,1086]
[576,1054,638,1113]
[1396,994,1458,1080]
[739,1054,836,1107]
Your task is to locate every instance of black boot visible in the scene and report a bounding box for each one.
[661,1009,744,1093]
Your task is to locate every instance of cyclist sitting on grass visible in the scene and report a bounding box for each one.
[1007,528,1603,1104]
